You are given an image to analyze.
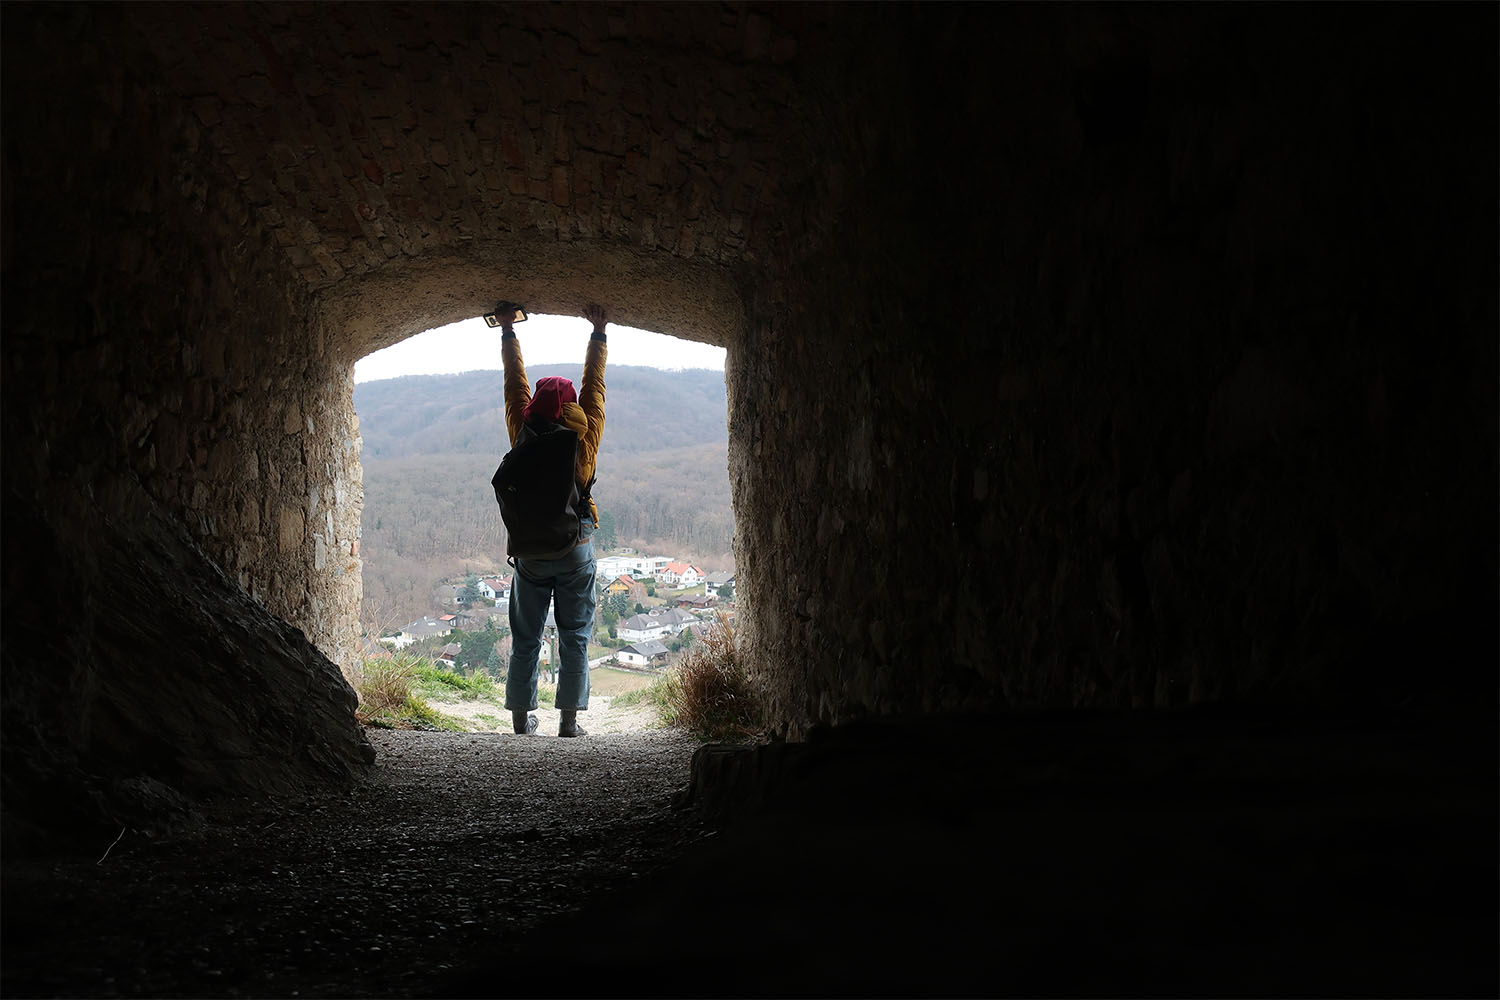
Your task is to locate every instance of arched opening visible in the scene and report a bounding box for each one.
[348,308,733,735]
[5,0,1494,804]
[4,3,1495,994]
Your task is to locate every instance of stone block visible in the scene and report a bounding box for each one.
[278,505,304,554]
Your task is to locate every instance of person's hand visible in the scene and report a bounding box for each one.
[582,303,607,334]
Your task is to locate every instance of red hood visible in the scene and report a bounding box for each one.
[523,376,577,423]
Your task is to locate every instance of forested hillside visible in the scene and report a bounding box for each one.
[354,366,733,626]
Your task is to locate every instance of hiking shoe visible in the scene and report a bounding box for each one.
[558,721,588,738]
[513,711,538,735]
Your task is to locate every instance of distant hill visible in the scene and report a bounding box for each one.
[355,366,729,458]
[353,366,733,625]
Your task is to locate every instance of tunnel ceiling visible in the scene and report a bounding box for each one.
[125,3,826,353]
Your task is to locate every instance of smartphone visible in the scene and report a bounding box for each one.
[484,302,528,326]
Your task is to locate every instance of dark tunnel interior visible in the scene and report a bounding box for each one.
[2,3,1495,995]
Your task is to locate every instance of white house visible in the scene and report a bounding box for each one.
[397,617,453,646]
[705,571,736,598]
[624,555,669,578]
[616,639,669,668]
[660,561,703,587]
[657,608,699,634]
[598,555,673,580]
[478,575,511,602]
[619,609,698,642]
[618,613,672,643]
[596,556,634,580]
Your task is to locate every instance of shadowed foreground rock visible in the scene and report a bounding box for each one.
[460,712,1497,997]
[0,480,373,853]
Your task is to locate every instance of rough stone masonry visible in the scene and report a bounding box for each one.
[2,3,1494,835]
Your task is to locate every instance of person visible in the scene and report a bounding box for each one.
[499,303,608,737]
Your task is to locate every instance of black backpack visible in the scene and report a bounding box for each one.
[491,421,594,562]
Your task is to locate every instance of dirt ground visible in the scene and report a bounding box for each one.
[3,712,1494,997]
[437,692,663,736]
[1,725,707,998]
[422,665,663,736]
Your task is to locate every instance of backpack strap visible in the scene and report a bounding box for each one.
[535,417,594,510]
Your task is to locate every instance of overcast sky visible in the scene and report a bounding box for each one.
[353,313,727,383]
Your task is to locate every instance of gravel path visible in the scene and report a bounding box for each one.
[3,724,708,998]
[434,692,664,736]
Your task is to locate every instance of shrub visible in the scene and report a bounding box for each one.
[357,655,419,715]
[662,616,762,743]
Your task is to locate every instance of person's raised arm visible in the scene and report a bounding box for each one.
[578,303,608,457]
[499,311,531,446]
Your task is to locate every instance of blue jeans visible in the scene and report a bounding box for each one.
[505,521,596,713]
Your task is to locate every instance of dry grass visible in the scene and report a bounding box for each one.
[589,666,658,697]
[355,654,464,731]
[357,655,418,716]
[667,616,764,743]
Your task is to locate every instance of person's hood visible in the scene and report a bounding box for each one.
[522,375,577,424]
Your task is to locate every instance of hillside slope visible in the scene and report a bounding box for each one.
[353,366,732,624]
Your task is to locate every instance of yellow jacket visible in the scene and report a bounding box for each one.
[502,333,607,525]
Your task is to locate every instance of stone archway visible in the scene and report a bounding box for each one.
[3,2,1495,840]
[1,2,821,830]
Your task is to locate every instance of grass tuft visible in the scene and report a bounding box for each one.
[357,655,419,715]
[413,663,496,700]
[647,617,762,743]
[394,694,467,732]
[356,654,467,731]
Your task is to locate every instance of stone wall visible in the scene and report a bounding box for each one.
[124,3,812,293]
[2,6,371,832]
[730,4,1497,733]
[2,2,1494,831]
[3,7,365,678]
